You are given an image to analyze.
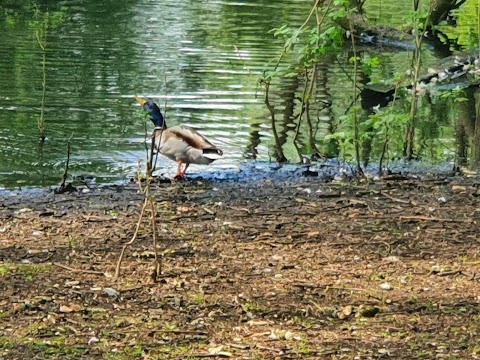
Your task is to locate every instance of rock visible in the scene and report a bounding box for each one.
[88,337,99,345]
[103,287,120,298]
[380,282,393,290]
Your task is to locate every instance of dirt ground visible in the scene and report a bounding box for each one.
[1,174,480,359]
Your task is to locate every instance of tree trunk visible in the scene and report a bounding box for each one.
[471,89,480,169]
[430,0,465,26]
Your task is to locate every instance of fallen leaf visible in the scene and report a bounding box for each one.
[59,304,83,313]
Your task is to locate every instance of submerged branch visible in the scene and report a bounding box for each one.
[264,80,287,162]
[60,134,73,188]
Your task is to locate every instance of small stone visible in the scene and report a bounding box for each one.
[32,231,43,237]
[88,337,99,345]
[103,287,120,298]
[378,348,392,355]
[437,196,447,203]
[270,255,282,262]
[384,256,399,263]
[380,282,393,290]
[338,305,353,319]
[342,305,353,316]
[174,296,182,307]
[11,303,23,313]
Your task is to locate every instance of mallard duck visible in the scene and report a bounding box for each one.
[135,96,223,177]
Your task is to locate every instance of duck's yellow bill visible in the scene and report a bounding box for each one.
[134,96,146,107]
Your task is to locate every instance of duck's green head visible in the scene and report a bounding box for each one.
[135,96,165,128]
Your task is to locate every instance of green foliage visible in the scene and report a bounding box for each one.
[325,126,354,162]
[192,294,205,303]
[1,1,66,31]
[28,4,66,47]
[439,87,469,103]
[0,264,8,276]
[401,8,430,32]
[361,55,380,77]
[266,4,348,81]
[363,109,409,142]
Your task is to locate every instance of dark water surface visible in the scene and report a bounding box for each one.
[0,0,476,188]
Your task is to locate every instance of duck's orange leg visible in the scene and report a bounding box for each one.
[180,163,190,177]
[176,160,183,177]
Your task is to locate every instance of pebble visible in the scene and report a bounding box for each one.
[380,282,393,290]
[103,287,120,297]
[88,337,99,345]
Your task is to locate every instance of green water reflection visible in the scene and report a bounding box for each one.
[0,0,477,187]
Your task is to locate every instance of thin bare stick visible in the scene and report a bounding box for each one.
[293,68,309,155]
[60,134,73,188]
[147,130,156,177]
[399,215,470,222]
[186,354,232,359]
[53,262,105,276]
[348,12,364,176]
[113,197,148,280]
[116,329,208,335]
[117,79,166,282]
[147,184,161,281]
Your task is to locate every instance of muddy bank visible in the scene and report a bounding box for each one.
[1,174,480,359]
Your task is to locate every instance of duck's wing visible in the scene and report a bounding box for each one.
[156,126,222,163]
[168,125,220,151]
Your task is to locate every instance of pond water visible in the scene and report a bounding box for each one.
[0,0,477,188]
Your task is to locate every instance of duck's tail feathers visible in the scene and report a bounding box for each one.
[203,148,223,160]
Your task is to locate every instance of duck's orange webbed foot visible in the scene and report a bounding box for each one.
[174,161,189,180]
[179,163,190,177]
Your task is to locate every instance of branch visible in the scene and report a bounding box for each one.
[113,197,148,280]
